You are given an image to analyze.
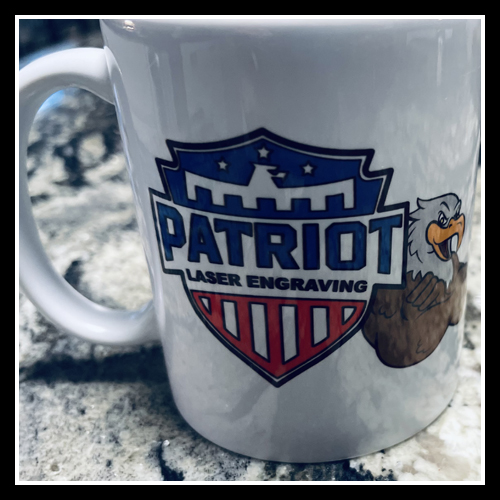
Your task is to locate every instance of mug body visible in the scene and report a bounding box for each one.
[99,19,480,462]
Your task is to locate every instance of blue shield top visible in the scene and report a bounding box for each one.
[155,128,384,219]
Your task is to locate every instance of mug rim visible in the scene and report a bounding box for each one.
[100,18,476,35]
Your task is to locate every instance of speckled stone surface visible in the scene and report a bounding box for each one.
[18,61,482,482]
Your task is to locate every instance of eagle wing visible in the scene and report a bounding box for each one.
[363,253,467,367]
[362,287,405,349]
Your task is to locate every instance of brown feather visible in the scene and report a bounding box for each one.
[363,253,467,367]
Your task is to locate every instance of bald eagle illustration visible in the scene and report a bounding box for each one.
[363,193,468,367]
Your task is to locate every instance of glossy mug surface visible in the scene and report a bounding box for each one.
[19,19,480,462]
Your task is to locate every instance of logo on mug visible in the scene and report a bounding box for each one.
[149,129,409,386]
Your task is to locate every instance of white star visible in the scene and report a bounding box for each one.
[218,160,228,170]
[257,146,270,159]
[302,163,315,175]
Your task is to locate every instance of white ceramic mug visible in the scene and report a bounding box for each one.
[19,19,480,462]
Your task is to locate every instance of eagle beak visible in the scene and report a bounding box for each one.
[426,214,465,261]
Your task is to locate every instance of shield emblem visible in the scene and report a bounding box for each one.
[191,291,365,384]
[150,128,407,386]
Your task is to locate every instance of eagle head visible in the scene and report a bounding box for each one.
[408,193,465,285]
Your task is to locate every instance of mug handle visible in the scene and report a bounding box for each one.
[19,48,158,345]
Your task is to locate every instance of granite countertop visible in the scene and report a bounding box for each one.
[18,61,482,482]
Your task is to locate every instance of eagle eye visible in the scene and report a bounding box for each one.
[438,211,448,228]
[453,202,462,220]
